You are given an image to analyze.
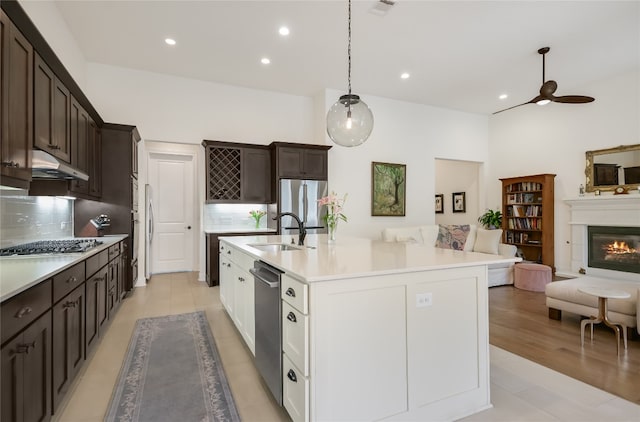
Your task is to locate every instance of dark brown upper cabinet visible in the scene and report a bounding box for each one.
[242,147,271,203]
[204,140,271,203]
[0,11,33,185]
[34,53,70,163]
[88,119,102,198]
[272,142,331,180]
[69,96,89,195]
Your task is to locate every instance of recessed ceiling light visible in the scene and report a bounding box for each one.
[261,57,271,65]
[165,38,176,46]
[400,72,410,79]
[499,94,508,100]
[279,26,290,36]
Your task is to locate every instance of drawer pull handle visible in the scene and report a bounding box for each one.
[287,369,297,383]
[66,276,77,284]
[95,276,105,281]
[285,288,296,298]
[227,250,231,254]
[16,341,36,354]
[287,312,297,323]
[15,307,32,318]
[63,300,78,308]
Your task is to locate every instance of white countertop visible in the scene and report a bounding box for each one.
[204,228,277,234]
[0,235,127,303]
[220,234,520,283]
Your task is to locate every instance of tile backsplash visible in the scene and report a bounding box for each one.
[0,195,74,247]
[204,203,276,232]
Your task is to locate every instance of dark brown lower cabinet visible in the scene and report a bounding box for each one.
[107,260,117,317]
[52,285,85,412]
[85,267,108,354]
[1,310,52,422]
[118,248,126,301]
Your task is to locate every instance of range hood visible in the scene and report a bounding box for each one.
[31,150,89,181]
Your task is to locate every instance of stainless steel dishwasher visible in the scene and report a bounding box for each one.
[250,260,284,405]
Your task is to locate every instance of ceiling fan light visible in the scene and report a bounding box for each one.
[536,99,551,106]
[327,94,374,147]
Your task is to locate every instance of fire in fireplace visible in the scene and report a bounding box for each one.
[588,226,640,274]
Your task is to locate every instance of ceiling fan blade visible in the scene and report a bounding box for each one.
[551,95,595,104]
[492,96,541,115]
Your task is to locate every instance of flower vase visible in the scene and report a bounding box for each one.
[254,219,261,229]
[328,224,337,242]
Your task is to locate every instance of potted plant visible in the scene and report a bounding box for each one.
[478,209,502,229]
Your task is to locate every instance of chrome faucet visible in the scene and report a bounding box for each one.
[274,212,306,246]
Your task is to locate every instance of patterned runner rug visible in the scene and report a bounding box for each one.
[105,311,240,422]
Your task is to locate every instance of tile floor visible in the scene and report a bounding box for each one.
[55,272,640,421]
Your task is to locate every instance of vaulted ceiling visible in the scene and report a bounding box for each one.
[54,0,639,115]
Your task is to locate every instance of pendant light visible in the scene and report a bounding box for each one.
[326,0,374,147]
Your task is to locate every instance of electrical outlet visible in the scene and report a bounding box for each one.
[416,292,432,308]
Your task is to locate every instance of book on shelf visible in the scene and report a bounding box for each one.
[505,182,543,193]
[513,205,526,217]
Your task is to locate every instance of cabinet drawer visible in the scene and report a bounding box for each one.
[53,262,85,303]
[220,242,254,271]
[86,249,108,278]
[281,275,308,314]
[108,243,121,261]
[1,279,52,344]
[282,354,309,422]
[282,302,309,377]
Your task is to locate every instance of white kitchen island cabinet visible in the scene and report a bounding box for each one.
[219,235,519,422]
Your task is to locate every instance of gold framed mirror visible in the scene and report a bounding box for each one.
[585,144,640,192]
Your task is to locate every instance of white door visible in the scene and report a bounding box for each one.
[148,152,195,274]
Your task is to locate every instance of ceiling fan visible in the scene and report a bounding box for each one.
[493,47,595,115]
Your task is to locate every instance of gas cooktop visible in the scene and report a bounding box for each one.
[0,239,103,257]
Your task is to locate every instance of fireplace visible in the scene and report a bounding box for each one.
[587,226,640,274]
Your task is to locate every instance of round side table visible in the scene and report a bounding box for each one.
[578,286,630,356]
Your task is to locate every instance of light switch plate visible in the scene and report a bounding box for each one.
[416,292,432,308]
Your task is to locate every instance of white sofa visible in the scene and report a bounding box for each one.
[545,276,640,336]
[381,224,517,287]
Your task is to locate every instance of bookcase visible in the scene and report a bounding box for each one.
[500,174,555,271]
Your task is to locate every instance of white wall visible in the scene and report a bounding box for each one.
[324,89,489,238]
[19,0,87,90]
[488,70,640,274]
[434,160,482,226]
[86,63,315,145]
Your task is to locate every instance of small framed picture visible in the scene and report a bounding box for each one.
[435,194,444,214]
[452,192,466,213]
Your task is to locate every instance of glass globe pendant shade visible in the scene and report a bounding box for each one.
[326,94,374,147]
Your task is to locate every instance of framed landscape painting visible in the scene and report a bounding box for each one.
[371,162,406,216]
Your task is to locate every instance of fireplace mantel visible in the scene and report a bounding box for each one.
[564,195,640,227]
[564,194,640,280]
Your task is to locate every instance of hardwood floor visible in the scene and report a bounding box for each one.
[489,285,640,405]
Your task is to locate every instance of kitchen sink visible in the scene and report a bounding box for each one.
[248,243,304,252]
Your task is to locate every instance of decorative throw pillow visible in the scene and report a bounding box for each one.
[435,224,471,251]
[473,229,503,255]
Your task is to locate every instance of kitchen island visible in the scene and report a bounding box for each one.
[219,234,520,422]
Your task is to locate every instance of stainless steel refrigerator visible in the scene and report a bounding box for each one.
[279,179,328,234]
